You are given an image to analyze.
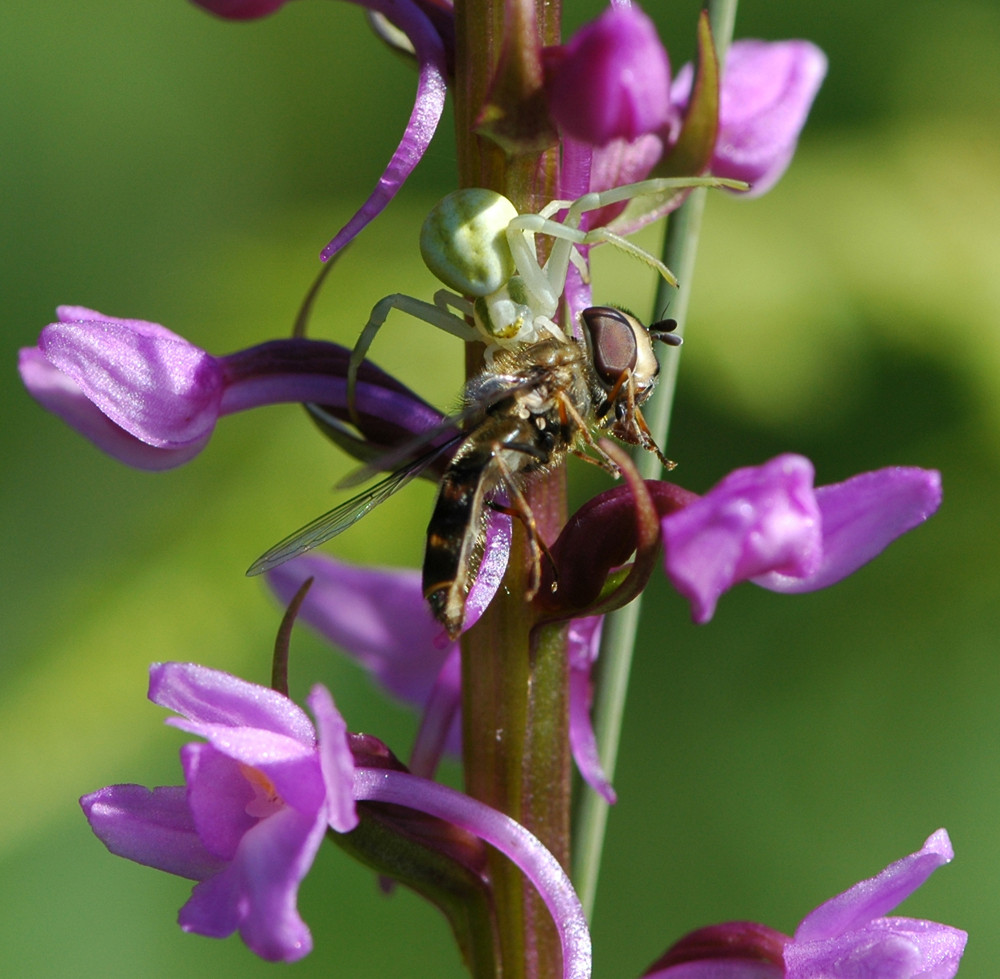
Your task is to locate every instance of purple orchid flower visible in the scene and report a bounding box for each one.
[81,662,358,962]
[545,3,826,199]
[642,830,966,978]
[542,455,941,626]
[662,456,942,623]
[672,39,828,197]
[189,0,448,262]
[266,553,618,801]
[82,662,592,975]
[19,306,443,471]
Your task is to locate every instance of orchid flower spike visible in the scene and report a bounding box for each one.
[643,830,966,978]
[19,306,443,470]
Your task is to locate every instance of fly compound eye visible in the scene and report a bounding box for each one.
[581,306,638,389]
[420,189,519,297]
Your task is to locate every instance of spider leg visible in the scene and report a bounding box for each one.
[348,293,478,423]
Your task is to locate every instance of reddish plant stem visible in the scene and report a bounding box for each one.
[452,1,567,976]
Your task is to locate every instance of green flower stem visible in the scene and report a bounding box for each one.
[571,0,740,919]
[453,1,566,976]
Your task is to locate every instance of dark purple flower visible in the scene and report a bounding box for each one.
[20,307,442,470]
[672,39,827,195]
[543,4,674,146]
[643,830,966,978]
[81,663,358,962]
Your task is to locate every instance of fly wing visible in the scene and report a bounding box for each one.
[335,368,546,490]
[246,444,446,576]
[335,411,470,490]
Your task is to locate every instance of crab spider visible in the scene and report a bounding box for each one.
[346,175,747,410]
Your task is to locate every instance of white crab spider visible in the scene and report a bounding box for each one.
[346,174,747,403]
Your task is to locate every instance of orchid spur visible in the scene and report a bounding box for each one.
[82,663,592,975]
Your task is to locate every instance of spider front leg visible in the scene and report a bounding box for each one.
[509,175,751,301]
[347,293,479,422]
[509,210,679,293]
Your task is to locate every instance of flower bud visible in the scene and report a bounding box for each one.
[544,5,673,146]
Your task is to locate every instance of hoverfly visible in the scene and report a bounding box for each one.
[248,306,679,638]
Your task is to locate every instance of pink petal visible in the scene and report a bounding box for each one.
[795,830,955,944]
[179,804,325,962]
[320,0,447,260]
[544,5,673,146]
[38,318,224,447]
[307,684,359,833]
[753,468,942,594]
[149,662,316,745]
[80,784,225,881]
[663,455,822,623]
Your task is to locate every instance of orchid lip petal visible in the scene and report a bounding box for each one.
[80,784,226,881]
[178,804,326,962]
[662,455,822,623]
[753,467,942,594]
[320,0,448,261]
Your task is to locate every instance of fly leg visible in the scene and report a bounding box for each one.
[486,496,560,597]
[490,450,554,601]
[552,389,621,476]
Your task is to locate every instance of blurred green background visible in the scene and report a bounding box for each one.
[3,0,998,975]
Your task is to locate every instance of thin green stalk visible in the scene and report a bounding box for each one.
[571,0,740,918]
